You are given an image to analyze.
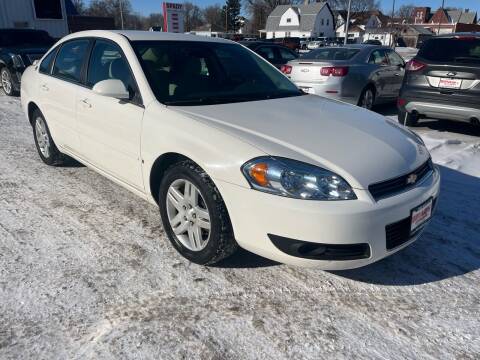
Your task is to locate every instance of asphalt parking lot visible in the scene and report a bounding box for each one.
[0,92,479,359]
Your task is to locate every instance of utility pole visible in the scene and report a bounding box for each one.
[119,0,125,30]
[390,0,396,47]
[225,6,228,33]
[344,0,352,45]
[437,0,445,35]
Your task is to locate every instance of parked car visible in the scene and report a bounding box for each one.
[307,37,327,50]
[0,29,54,96]
[398,33,480,127]
[21,31,440,269]
[363,39,383,46]
[272,37,301,51]
[240,41,298,69]
[282,45,406,109]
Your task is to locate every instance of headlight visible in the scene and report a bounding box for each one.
[241,157,356,200]
[10,54,25,68]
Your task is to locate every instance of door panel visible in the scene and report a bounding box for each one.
[76,89,145,189]
[77,39,145,190]
[368,49,394,98]
[385,50,405,96]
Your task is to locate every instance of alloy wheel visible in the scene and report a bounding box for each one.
[35,116,51,158]
[1,69,12,95]
[361,89,374,110]
[166,179,211,251]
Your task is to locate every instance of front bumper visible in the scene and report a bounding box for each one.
[216,166,440,270]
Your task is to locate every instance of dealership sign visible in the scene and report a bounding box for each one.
[162,2,185,33]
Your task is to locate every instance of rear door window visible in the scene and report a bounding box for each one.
[386,50,404,67]
[418,37,480,64]
[368,50,389,65]
[52,40,90,83]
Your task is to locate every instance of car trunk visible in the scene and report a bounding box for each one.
[411,36,480,104]
[289,60,349,83]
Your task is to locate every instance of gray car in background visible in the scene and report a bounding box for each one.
[281,45,406,109]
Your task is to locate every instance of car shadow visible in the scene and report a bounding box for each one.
[414,119,480,137]
[332,166,480,285]
[213,248,280,269]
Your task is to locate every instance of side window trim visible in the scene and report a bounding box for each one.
[86,37,143,107]
[50,37,93,85]
[39,46,60,75]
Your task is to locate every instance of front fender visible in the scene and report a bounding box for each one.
[141,101,264,203]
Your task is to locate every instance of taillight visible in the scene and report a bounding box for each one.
[397,98,407,107]
[405,59,426,72]
[320,66,349,77]
[281,65,292,74]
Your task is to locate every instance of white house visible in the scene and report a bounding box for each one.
[265,2,335,39]
[0,0,69,38]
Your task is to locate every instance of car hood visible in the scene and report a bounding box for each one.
[173,95,429,189]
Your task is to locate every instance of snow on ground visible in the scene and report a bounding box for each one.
[0,94,479,359]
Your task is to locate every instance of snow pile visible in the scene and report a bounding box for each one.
[422,134,480,178]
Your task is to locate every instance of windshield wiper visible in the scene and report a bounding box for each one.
[164,91,302,106]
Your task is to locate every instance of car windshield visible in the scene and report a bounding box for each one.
[418,37,480,64]
[0,30,54,47]
[300,48,360,61]
[133,40,302,106]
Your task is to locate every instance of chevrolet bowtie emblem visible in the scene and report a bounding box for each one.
[407,173,417,185]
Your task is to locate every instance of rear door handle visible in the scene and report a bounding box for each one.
[394,73,401,76]
[81,98,92,108]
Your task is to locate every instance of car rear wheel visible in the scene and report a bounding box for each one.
[159,160,238,265]
[398,110,418,127]
[32,109,66,166]
[358,86,375,110]
[1,67,17,96]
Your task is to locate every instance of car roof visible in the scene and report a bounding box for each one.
[63,30,234,44]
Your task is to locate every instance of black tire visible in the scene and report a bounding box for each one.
[32,109,66,166]
[158,160,238,265]
[398,109,418,127]
[1,67,18,96]
[358,86,376,110]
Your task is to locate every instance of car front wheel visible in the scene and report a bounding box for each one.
[159,160,238,265]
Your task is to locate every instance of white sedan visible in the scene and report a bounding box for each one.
[21,31,440,269]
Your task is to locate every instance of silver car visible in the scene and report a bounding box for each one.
[281,45,406,109]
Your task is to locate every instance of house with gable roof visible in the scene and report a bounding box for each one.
[265,1,335,39]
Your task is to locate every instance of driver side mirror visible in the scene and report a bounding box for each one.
[92,79,130,100]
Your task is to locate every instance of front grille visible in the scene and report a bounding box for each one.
[369,160,434,201]
[385,198,437,250]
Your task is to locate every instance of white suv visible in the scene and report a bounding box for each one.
[21,31,440,269]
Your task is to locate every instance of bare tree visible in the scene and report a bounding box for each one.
[184,2,205,32]
[331,0,380,13]
[86,0,133,29]
[143,13,164,30]
[203,5,224,31]
[396,4,415,23]
[71,0,86,14]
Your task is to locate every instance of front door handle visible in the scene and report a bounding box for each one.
[394,73,401,76]
[81,98,92,108]
[41,84,49,91]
